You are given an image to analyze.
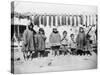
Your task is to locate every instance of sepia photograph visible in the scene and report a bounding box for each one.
[11,1,98,74]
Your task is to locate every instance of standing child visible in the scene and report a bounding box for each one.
[76,27,86,55]
[49,28,61,56]
[22,23,36,60]
[35,28,46,58]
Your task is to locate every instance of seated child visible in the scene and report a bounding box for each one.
[69,34,77,55]
[61,31,69,55]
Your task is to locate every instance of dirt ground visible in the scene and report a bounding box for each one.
[13,49,97,74]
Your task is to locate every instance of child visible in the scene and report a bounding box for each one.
[69,34,77,55]
[61,31,69,55]
[35,28,46,58]
[76,27,86,55]
[49,28,61,56]
[22,23,36,60]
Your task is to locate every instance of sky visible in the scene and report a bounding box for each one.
[13,1,97,15]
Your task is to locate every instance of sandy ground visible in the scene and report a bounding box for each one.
[13,49,97,74]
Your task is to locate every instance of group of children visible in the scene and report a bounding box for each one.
[49,26,95,56]
[22,23,47,60]
[49,28,77,56]
[22,23,95,60]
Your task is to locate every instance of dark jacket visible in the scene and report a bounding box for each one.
[35,33,46,51]
[22,28,36,51]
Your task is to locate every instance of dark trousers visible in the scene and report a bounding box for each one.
[38,50,45,57]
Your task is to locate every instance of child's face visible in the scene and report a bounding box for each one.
[63,33,67,37]
[29,25,33,30]
[53,29,57,33]
[40,31,43,34]
[71,35,74,40]
[79,27,84,32]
